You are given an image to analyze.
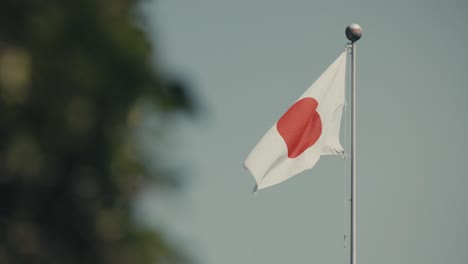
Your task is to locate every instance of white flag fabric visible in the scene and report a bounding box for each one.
[244,51,347,191]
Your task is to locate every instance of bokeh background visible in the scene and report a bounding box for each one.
[0,1,194,263]
[1,1,468,264]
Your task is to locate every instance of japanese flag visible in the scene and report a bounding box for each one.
[244,51,346,191]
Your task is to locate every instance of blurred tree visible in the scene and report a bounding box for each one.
[0,1,193,263]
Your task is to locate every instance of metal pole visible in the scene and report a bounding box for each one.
[345,23,362,264]
[350,41,357,264]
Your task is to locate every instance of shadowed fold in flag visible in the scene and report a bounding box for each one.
[244,51,347,191]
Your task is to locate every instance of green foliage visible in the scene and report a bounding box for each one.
[0,1,192,263]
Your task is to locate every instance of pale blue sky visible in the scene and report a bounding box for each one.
[136,1,468,264]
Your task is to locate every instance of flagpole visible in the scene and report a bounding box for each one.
[346,24,362,264]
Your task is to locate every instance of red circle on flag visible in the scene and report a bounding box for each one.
[276,97,322,158]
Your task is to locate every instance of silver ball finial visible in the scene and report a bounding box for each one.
[346,24,362,42]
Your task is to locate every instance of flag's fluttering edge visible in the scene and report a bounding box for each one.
[244,51,347,191]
